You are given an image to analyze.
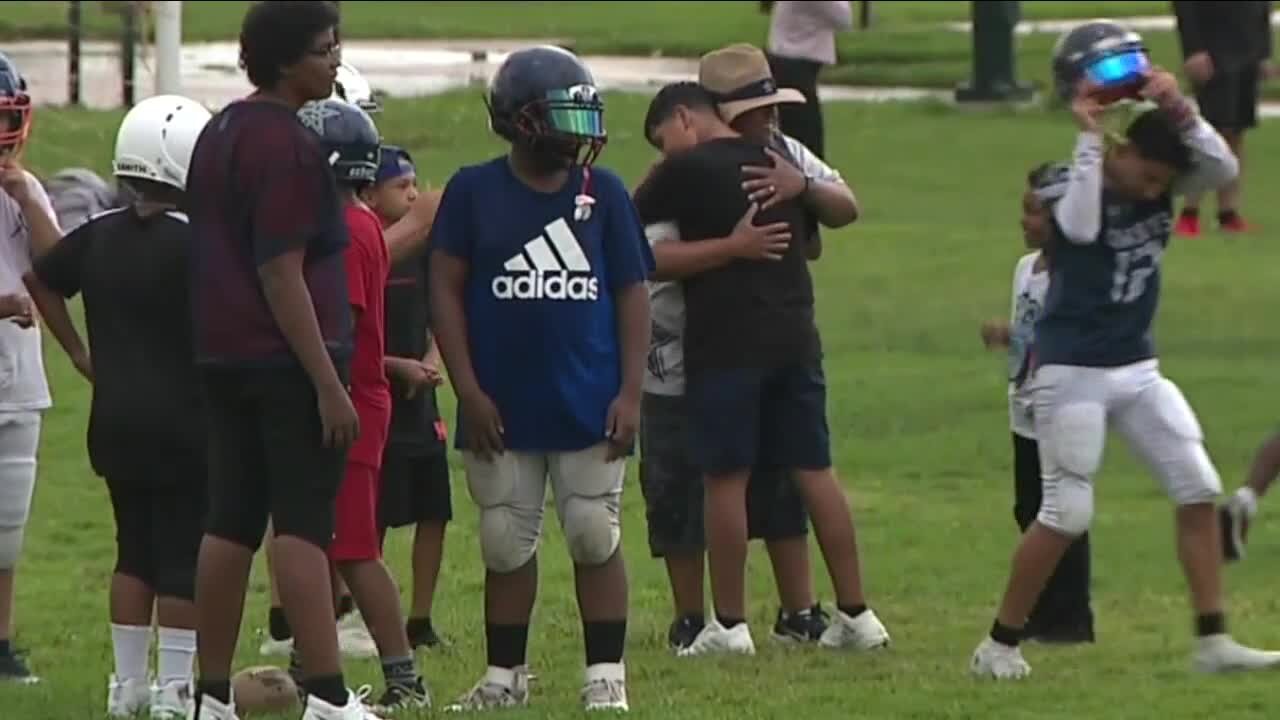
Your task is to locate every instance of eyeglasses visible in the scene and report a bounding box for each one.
[307,43,342,59]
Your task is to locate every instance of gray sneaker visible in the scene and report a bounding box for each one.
[581,677,628,712]
[444,672,529,713]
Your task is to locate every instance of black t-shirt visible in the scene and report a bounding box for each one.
[384,247,445,455]
[33,207,206,482]
[633,137,820,377]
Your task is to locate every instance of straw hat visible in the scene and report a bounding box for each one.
[698,43,806,122]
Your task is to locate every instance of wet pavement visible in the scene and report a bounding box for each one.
[7,34,1278,119]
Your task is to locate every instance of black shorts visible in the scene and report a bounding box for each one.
[639,392,809,559]
[107,464,206,601]
[378,448,452,530]
[1195,65,1260,132]
[684,359,832,476]
[201,365,348,551]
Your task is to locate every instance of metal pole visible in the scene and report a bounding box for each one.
[155,1,183,96]
[68,1,82,106]
[122,0,139,107]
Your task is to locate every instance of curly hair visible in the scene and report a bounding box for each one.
[238,1,340,90]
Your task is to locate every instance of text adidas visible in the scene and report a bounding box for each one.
[492,271,600,301]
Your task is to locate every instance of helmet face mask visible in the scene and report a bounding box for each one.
[0,52,32,158]
[487,47,608,168]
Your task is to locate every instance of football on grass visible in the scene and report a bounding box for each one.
[231,665,299,716]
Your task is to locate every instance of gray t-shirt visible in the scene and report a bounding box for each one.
[642,134,843,396]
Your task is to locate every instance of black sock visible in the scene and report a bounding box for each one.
[838,604,868,619]
[336,595,355,620]
[305,674,349,707]
[1181,207,1199,218]
[990,620,1022,648]
[1196,612,1226,637]
[485,623,529,670]
[583,620,627,666]
[1218,209,1239,224]
[406,616,433,637]
[381,655,417,688]
[197,679,232,705]
[716,613,744,629]
[0,639,10,657]
[268,607,292,642]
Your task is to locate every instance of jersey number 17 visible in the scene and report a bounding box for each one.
[1110,248,1156,304]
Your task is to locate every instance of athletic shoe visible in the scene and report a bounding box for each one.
[581,663,627,712]
[370,678,430,713]
[301,687,385,720]
[107,675,150,717]
[0,649,37,684]
[151,678,193,719]
[666,615,704,651]
[676,619,755,657]
[1192,634,1280,673]
[771,605,829,644]
[970,637,1031,680]
[445,668,530,712]
[1174,211,1201,238]
[818,608,890,650]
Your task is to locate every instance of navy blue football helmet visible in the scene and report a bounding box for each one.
[0,52,32,156]
[297,98,381,186]
[486,45,606,165]
[1051,20,1150,104]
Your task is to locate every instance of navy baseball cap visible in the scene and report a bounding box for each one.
[375,145,415,184]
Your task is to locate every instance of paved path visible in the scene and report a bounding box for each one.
[944,11,1280,34]
[7,36,1278,120]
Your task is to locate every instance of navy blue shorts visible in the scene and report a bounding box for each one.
[685,359,832,476]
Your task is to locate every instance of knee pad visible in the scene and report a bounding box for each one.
[0,524,25,569]
[1037,476,1094,537]
[1147,379,1222,505]
[478,505,541,574]
[561,493,621,567]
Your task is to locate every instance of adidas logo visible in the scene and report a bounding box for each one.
[492,217,600,301]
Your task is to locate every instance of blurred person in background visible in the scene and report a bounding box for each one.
[1172,0,1275,236]
[760,1,853,160]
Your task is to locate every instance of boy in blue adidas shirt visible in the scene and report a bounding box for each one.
[428,47,653,712]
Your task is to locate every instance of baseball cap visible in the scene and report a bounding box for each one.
[375,145,415,185]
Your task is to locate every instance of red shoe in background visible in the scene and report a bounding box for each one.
[1219,211,1255,234]
[1174,210,1201,238]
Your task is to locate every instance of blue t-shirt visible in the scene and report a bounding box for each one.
[428,157,655,453]
[1036,189,1171,368]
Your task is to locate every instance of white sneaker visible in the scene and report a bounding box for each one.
[445,667,531,712]
[1193,634,1280,673]
[676,619,756,657]
[336,614,378,659]
[970,637,1032,680]
[581,663,627,712]
[189,693,240,720]
[818,608,891,651]
[108,675,151,718]
[258,635,293,658]
[151,679,193,719]
[302,687,385,720]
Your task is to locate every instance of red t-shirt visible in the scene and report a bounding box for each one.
[343,202,392,469]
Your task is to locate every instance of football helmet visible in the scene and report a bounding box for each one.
[1051,20,1151,104]
[0,52,32,157]
[331,62,380,113]
[113,94,213,190]
[297,98,382,186]
[486,45,606,165]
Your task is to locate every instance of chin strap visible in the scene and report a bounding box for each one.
[573,140,604,223]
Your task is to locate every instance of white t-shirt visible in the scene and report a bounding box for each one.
[642,134,845,397]
[0,171,55,413]
[1008,251,1048,439]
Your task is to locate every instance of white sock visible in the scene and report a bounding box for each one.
[156,627,197,685]
[111,624,152,682]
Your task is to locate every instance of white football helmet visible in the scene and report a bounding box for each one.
[112,94,212,190]
[332,62,380,113]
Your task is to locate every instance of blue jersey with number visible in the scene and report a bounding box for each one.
[1034,189,1172,368]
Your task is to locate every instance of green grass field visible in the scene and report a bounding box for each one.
[3,84,1280,718]
[5,1,1279,99]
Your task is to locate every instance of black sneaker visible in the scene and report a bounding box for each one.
[667,615,704,651]
[771,605,830,644]
[0,650,38,684]
[373,678,432,712]
[407,621,445,649]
